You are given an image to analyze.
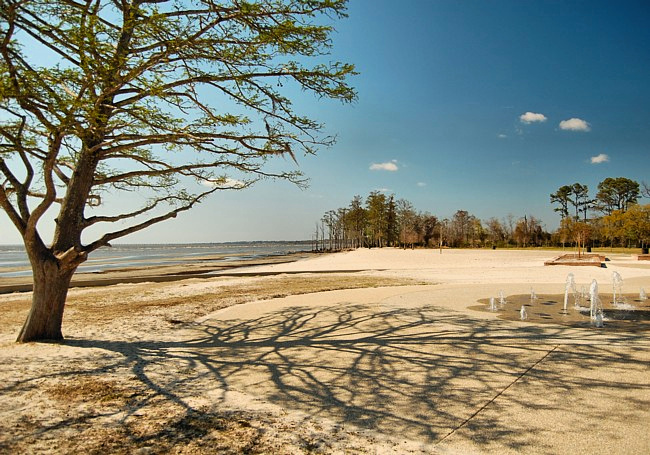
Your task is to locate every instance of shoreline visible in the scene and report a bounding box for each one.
[0,251,318,294]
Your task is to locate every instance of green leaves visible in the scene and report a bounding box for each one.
[1,0,355,251]
[595,177,640,214]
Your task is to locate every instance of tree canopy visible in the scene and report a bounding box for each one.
[1,0,355,253]
[595,177,640,214]
[550,183,591,221]
[543,177,649,248]
[0,0,355,342]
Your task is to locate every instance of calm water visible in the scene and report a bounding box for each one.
[0,242,313,278]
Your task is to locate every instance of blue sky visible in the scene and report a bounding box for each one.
[2,0,650,244]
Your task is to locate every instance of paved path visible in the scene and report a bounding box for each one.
[194,284,650,454]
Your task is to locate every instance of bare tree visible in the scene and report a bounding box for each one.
[641,181,650,198]
[396,198,416,248]
[485,217,505,247]
[513,215,543,247]
[420,213,438,247]
[450,210,474,247]
[0,0,355,342]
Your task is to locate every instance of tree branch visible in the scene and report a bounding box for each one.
[83,194,195,227]
[83,186,220,253]
[26,132,63,233]
[0,180,27,234]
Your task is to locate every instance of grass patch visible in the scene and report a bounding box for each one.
[46,377,136,405]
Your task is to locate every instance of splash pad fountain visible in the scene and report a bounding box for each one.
[563,273,576,313]
[612,271,624,305]
[473,271,650,331]
[589,279,604,328]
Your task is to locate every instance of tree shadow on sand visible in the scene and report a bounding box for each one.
[3,301,650,453]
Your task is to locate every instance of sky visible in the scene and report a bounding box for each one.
[2,0,650,244]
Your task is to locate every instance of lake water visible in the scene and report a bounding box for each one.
[0,242,313,278]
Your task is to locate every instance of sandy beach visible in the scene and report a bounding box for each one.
[1,248,649,454]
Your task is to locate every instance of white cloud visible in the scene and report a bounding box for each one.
[497,133,508,139]
[417,182,426,187]
[223,178,246,188]
[370,161,399,171]
[519,112,547,124]
[590,153,610,164]
[559,118,591,132]
[203,177,246,189]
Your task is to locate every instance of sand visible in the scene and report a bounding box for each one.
[1,248,649,454]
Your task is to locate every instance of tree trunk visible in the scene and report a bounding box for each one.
[17,259,76,342]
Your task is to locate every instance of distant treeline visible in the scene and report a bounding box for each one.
[313,191,548,251]
[314,178,650,251]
